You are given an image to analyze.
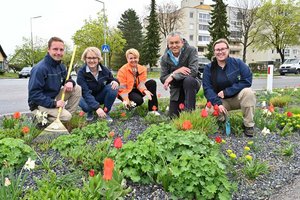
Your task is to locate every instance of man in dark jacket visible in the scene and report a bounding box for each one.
[28,37,81,122]
[160,31,201,117]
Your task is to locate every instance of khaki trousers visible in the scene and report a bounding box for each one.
[32,85,81,122]
[207,88,256,127]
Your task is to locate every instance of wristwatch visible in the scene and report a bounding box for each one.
[170,72,175,78]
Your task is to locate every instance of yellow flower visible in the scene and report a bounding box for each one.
[244,146,250,151]
[5,177,11,186]
[247,141,254,146]
[226,149,233,154]
[229,153,237,159]
[245,155,253,161]
[221,139,226,144]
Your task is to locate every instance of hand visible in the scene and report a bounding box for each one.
[122,100,130,109]
[174,66,191,75]
[218,91,224,99]
[144,90,153,100]
[56,100,65,108]
[163,76,173,90]
[64,82,73,92]
[110,81,119,90]
[96,107,106,118]
[218,105,228,115]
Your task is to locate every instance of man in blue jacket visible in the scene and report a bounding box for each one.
[202,38,256,137]
[28,37,81,122]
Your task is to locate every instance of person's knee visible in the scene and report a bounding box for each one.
[60,111,72,122]
[145,79,157,91]
[134,97,144,106]
[240,88,256,106]
[183,76,198,88]
[73,85,82,96]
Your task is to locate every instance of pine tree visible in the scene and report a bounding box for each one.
[206,0,230,60]
[116,9,143,67]
[140,0,161,69]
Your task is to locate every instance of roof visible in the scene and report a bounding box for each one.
[0,45,7,58]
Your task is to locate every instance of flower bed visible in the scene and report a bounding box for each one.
[0,88,300,199]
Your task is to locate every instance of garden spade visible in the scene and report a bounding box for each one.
[32,45,77,144]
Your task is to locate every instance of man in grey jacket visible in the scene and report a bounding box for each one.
[160,31,201,117]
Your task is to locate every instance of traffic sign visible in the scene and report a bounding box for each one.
[101,44,110,53]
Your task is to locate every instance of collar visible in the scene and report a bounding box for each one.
[85,64,102,73]
[45,53,62,67]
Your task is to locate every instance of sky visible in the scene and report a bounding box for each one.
[0,0,215,57]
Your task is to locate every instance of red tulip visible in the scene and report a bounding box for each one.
[79,111,85,117]
[103,158,114,181]
[152,105,157,111]
[206,102,212,108]
[13,112,21,119]
[213,104,219,111]
[113,137,123,149]
[22,126,30,134]
[103,107,108,113]
[179,103,185,110]
[268,104,274,113]
[201,109,208,117]
[89,169,95,177]
[287,111,293,117]
[213,110,219,116]
[215,136,222,143]
[108,131,115,138]
[120,112,126,117]
[182,120,193,130]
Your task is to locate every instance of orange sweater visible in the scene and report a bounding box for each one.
[117,63,147,101]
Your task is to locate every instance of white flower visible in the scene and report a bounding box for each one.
[130,101,136,107]
[262,127,270,135]
[261,101,266,107]
[262,109,272,116]
[35,110,48,125]
[4,177,11,186]
[294,88,298,91]
[24,157,35,171]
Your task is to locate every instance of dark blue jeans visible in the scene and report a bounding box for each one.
[79,84,118,113]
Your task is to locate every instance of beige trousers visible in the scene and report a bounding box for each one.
[207,88,256,127]
[32,85,81,122]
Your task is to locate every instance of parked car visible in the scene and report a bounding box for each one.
[198,57,210,79]
[18,67,32,78]
[279,58,300,75]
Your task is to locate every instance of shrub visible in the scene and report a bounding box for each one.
[71,121,110,139]
[270,95,291,107]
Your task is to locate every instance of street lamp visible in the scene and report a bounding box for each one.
[30,15,42,67]
[95,0,107,67]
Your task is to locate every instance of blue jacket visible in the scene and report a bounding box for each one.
[202,57,252,105]
[28,53,72,110]
[77,63,118,110]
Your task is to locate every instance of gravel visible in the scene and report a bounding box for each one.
[20,115,300,199]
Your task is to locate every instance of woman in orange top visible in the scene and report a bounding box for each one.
[117,48,159,114]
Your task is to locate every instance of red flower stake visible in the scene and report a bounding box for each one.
[13,112,21,119]
[152,105,157,111]
[79,111,85,117]
[103,158,114,181]
[206,101,212,108]
[287,111,293,118]
[215,136,222,143]
[201,109,208,118]
[114,137,123,149]
[179,103,185,110]
[182,120,193,130]
[22,126,30,134]
[89,169,95,177]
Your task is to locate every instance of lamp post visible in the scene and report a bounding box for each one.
[95,0,107,67]
[30,15,42,67]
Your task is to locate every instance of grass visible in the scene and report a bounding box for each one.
[0,72,18,79]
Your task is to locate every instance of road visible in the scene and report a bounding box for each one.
[0,75,299,116]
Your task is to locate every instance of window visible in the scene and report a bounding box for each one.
[189,23,194,30]
[284,49,290,57]
[199,13,211,23]
[199,24,209,31]
[198,36,210,42]
[198,47,204,52]
[230,31,242,39]
[190,12,194,18]
[189,35,194,41]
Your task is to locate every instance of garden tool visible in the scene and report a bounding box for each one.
[225,115,231,136]
[32,45,77,144]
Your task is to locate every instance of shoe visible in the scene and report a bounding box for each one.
[244,127,254,137]
[148,111,161,116]
[86,111,94,122]
[106,114,113,123]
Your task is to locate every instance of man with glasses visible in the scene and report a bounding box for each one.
[28,37,81,123]
[202,38,256,137]
[160,31,201,117]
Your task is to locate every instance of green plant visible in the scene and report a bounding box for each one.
[254,108,278,132]
[0,138,36,168]
[276,142,294,157]
[269,95,291,107]
[115,123,234,199]
[71,121,110,139]
[228,111,244,136]
[243,159,269,180]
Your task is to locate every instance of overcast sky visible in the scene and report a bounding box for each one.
[1,0,217,56]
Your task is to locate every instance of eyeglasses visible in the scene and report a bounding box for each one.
[214,48,228,53]
[86,57,98,60]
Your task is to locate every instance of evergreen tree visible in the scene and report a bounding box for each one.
[116,9,143,67]
[206,0,230,60]
[141,0,161,69]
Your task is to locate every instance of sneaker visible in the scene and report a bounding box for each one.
[148,111,161,116]
[106,114,113,123]
[244,126,254,137]
[86,111,94,122]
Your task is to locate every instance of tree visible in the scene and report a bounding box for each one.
[141,0,161,69]
[157,2,183,38]
[252,0,300,63]
[72,13,126,68]
[116,9,144,67]
[206,0,230,60]
[232,0,261,62]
